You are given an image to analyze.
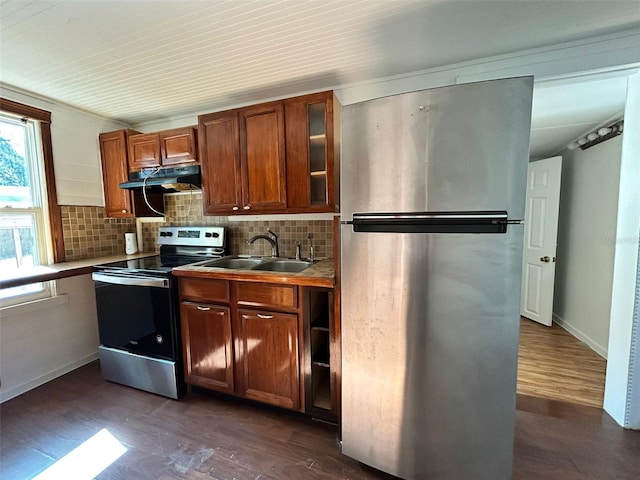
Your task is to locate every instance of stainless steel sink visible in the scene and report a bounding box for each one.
[252,259,313,273]
[201,256,269,269]
[199,256,312,273]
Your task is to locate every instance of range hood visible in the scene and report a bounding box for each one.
[119,165,201,192]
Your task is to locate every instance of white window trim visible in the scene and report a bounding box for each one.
[0,112,55,306]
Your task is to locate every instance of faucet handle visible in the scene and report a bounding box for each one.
[295,240,302,260]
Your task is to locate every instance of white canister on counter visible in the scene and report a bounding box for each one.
[125,232,138,255]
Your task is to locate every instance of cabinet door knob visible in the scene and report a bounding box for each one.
[232,206,239,211]
[121,209,127,213]
[257,313,273,319]
[196,305,211,311]
[243,205,250,210]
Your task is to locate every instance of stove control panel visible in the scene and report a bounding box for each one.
[157,226,225,248]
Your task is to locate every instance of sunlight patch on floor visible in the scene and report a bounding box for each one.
[33,428,127,480]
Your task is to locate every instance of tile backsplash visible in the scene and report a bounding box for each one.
[140,192,335,259]
[62,193,335,261]
[61,206,136,261]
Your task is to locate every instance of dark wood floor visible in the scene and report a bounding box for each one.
[1,362,639,479]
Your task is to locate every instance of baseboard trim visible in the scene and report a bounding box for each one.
[0,351,99,403]
[553,313,608,359]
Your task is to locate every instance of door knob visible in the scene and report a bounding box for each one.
[540,256,551,263]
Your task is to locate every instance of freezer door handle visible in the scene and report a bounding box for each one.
[345,211,518,234]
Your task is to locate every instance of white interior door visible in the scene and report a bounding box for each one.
[521,156,562,326]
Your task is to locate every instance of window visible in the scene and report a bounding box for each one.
[0,112,54,305]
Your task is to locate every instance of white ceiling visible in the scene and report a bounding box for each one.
[1,0,639,157]
[530,74,629,159]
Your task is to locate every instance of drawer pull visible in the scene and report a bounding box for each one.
[196,305,211,311]
[257,313,273,319]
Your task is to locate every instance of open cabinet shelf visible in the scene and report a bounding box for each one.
[305,288,337,422]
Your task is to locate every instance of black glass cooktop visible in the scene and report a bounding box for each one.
[94,255,205,274]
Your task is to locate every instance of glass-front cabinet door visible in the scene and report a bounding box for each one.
[284,91,339,213]
[308,102,327,205]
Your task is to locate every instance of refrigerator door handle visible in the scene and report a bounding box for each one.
[345,211,518,234]
[348,212,508,222]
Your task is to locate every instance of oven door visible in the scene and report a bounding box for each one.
[92,272,177,361]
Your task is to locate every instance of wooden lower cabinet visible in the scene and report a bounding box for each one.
[237,309,300,410]
[179,277,338,419]
[179,277,304,412]
[180,301,234,394]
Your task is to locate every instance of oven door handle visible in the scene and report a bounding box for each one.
[92,272,169,288]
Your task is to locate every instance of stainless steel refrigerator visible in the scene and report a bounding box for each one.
[340,77,534,480]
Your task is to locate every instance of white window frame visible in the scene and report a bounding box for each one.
[0,112,55,307]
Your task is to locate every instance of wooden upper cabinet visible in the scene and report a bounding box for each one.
[199,102,286,215]
[128,127,198,171]
[199,110,243,215]
[128,133,161,171]
[284,91,339,213]
[160,127,198,166]
[239,102,287,213]
[99,130,136,218]
[99,129,165,218]
[198,91,339,215]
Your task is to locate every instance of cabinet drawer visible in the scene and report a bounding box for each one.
[236,282,297,311]
[180,278,230,303]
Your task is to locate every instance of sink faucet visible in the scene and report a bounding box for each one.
[247,229,279,257]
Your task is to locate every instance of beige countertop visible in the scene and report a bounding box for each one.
[172,258,335,288]
[0,252,156,290]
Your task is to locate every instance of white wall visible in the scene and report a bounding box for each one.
[1,84,128,206]
[553,137,622,357]
[0,88,124,403]
[0,274,100,403]
[604,74,640,428]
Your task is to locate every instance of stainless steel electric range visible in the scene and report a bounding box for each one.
[92,226,227,399]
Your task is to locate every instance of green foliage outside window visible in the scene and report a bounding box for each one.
[0,136,27,187]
